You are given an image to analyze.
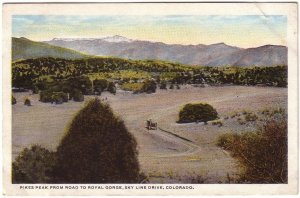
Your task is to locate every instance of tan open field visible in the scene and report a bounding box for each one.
[12,85,287,183]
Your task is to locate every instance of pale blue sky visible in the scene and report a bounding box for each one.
[12,15,287,48]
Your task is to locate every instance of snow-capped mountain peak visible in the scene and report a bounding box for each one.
[51,38,96,42]
[50,35,134,43]
[101,35,134,43]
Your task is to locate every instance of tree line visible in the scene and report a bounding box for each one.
[12,57,287,94]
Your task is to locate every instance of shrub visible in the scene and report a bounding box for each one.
[93,79,108,94]
[271,107,285,116]
[52,92,68,104]
[178,103,218,123]
[230,114,236,119]
[67,76,93,95]
[40,90,68,104]
[216,117,287,183]
[40,90,53,103]
[176,84,180,89]
[260,108,270,116]
[244,113,258,122]
[169,84,174,89]
[107,82,116,94]
[53,98,140,183]
[12,95,17,105]
[72,90,84,102]
[53,96,63,104]
[59,92,69,102]
[217,132,240,150]
[12,145,56,183]
[211,120,223,127]
[141,79,156,93]
[159,81,167,89]
[24,98,31,106]
[237,118,246,125]
[230,111,240,118]
[32,86,39,94]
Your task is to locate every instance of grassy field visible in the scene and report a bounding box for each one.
[12,85,287,183]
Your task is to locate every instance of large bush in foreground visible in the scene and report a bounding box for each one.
[178,103,218,123]
[217,117,287,183]
[53,98,140,183]
[12,145,56,183]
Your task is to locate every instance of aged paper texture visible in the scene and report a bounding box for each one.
[2,2,298,196]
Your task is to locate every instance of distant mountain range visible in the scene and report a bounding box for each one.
[45,35,287,67]
[12,36,287,67]
[12,37,88,61]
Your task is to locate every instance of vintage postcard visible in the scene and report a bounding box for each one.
[2,2,298,196]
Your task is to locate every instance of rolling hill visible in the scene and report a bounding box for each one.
[206,45,287,67]
[12,37,89,61]
[45,35,287,67]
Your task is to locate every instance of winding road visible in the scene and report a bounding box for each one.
[144,126,201,158]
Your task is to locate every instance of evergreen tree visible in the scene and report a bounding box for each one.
[54,98,140,183]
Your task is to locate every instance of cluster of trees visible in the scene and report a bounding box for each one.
[159,66,287,87]
[12,57,287,94]
[12,99,144,183]
[12,57,189,89]
[35,76,115,104]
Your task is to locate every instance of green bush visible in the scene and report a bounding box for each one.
[40,90,68,104]
[32,86,39,94]
[12,145,56,183]
[141,79,156,93]
[12,95,17,105]
[159,81,167,89]
[107,82,116,94]
[53,98,140,183]
[93,79,108,94]
[24,98,31,106]
[244,113,258,122]
[40,90,53,103]
[72,90,84,102]
[178,103,218,123]
[67,76,93,95]
[216,117,287,183]
[211,119,223,127]
[217,133,240,150]
[52,92,68,104]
